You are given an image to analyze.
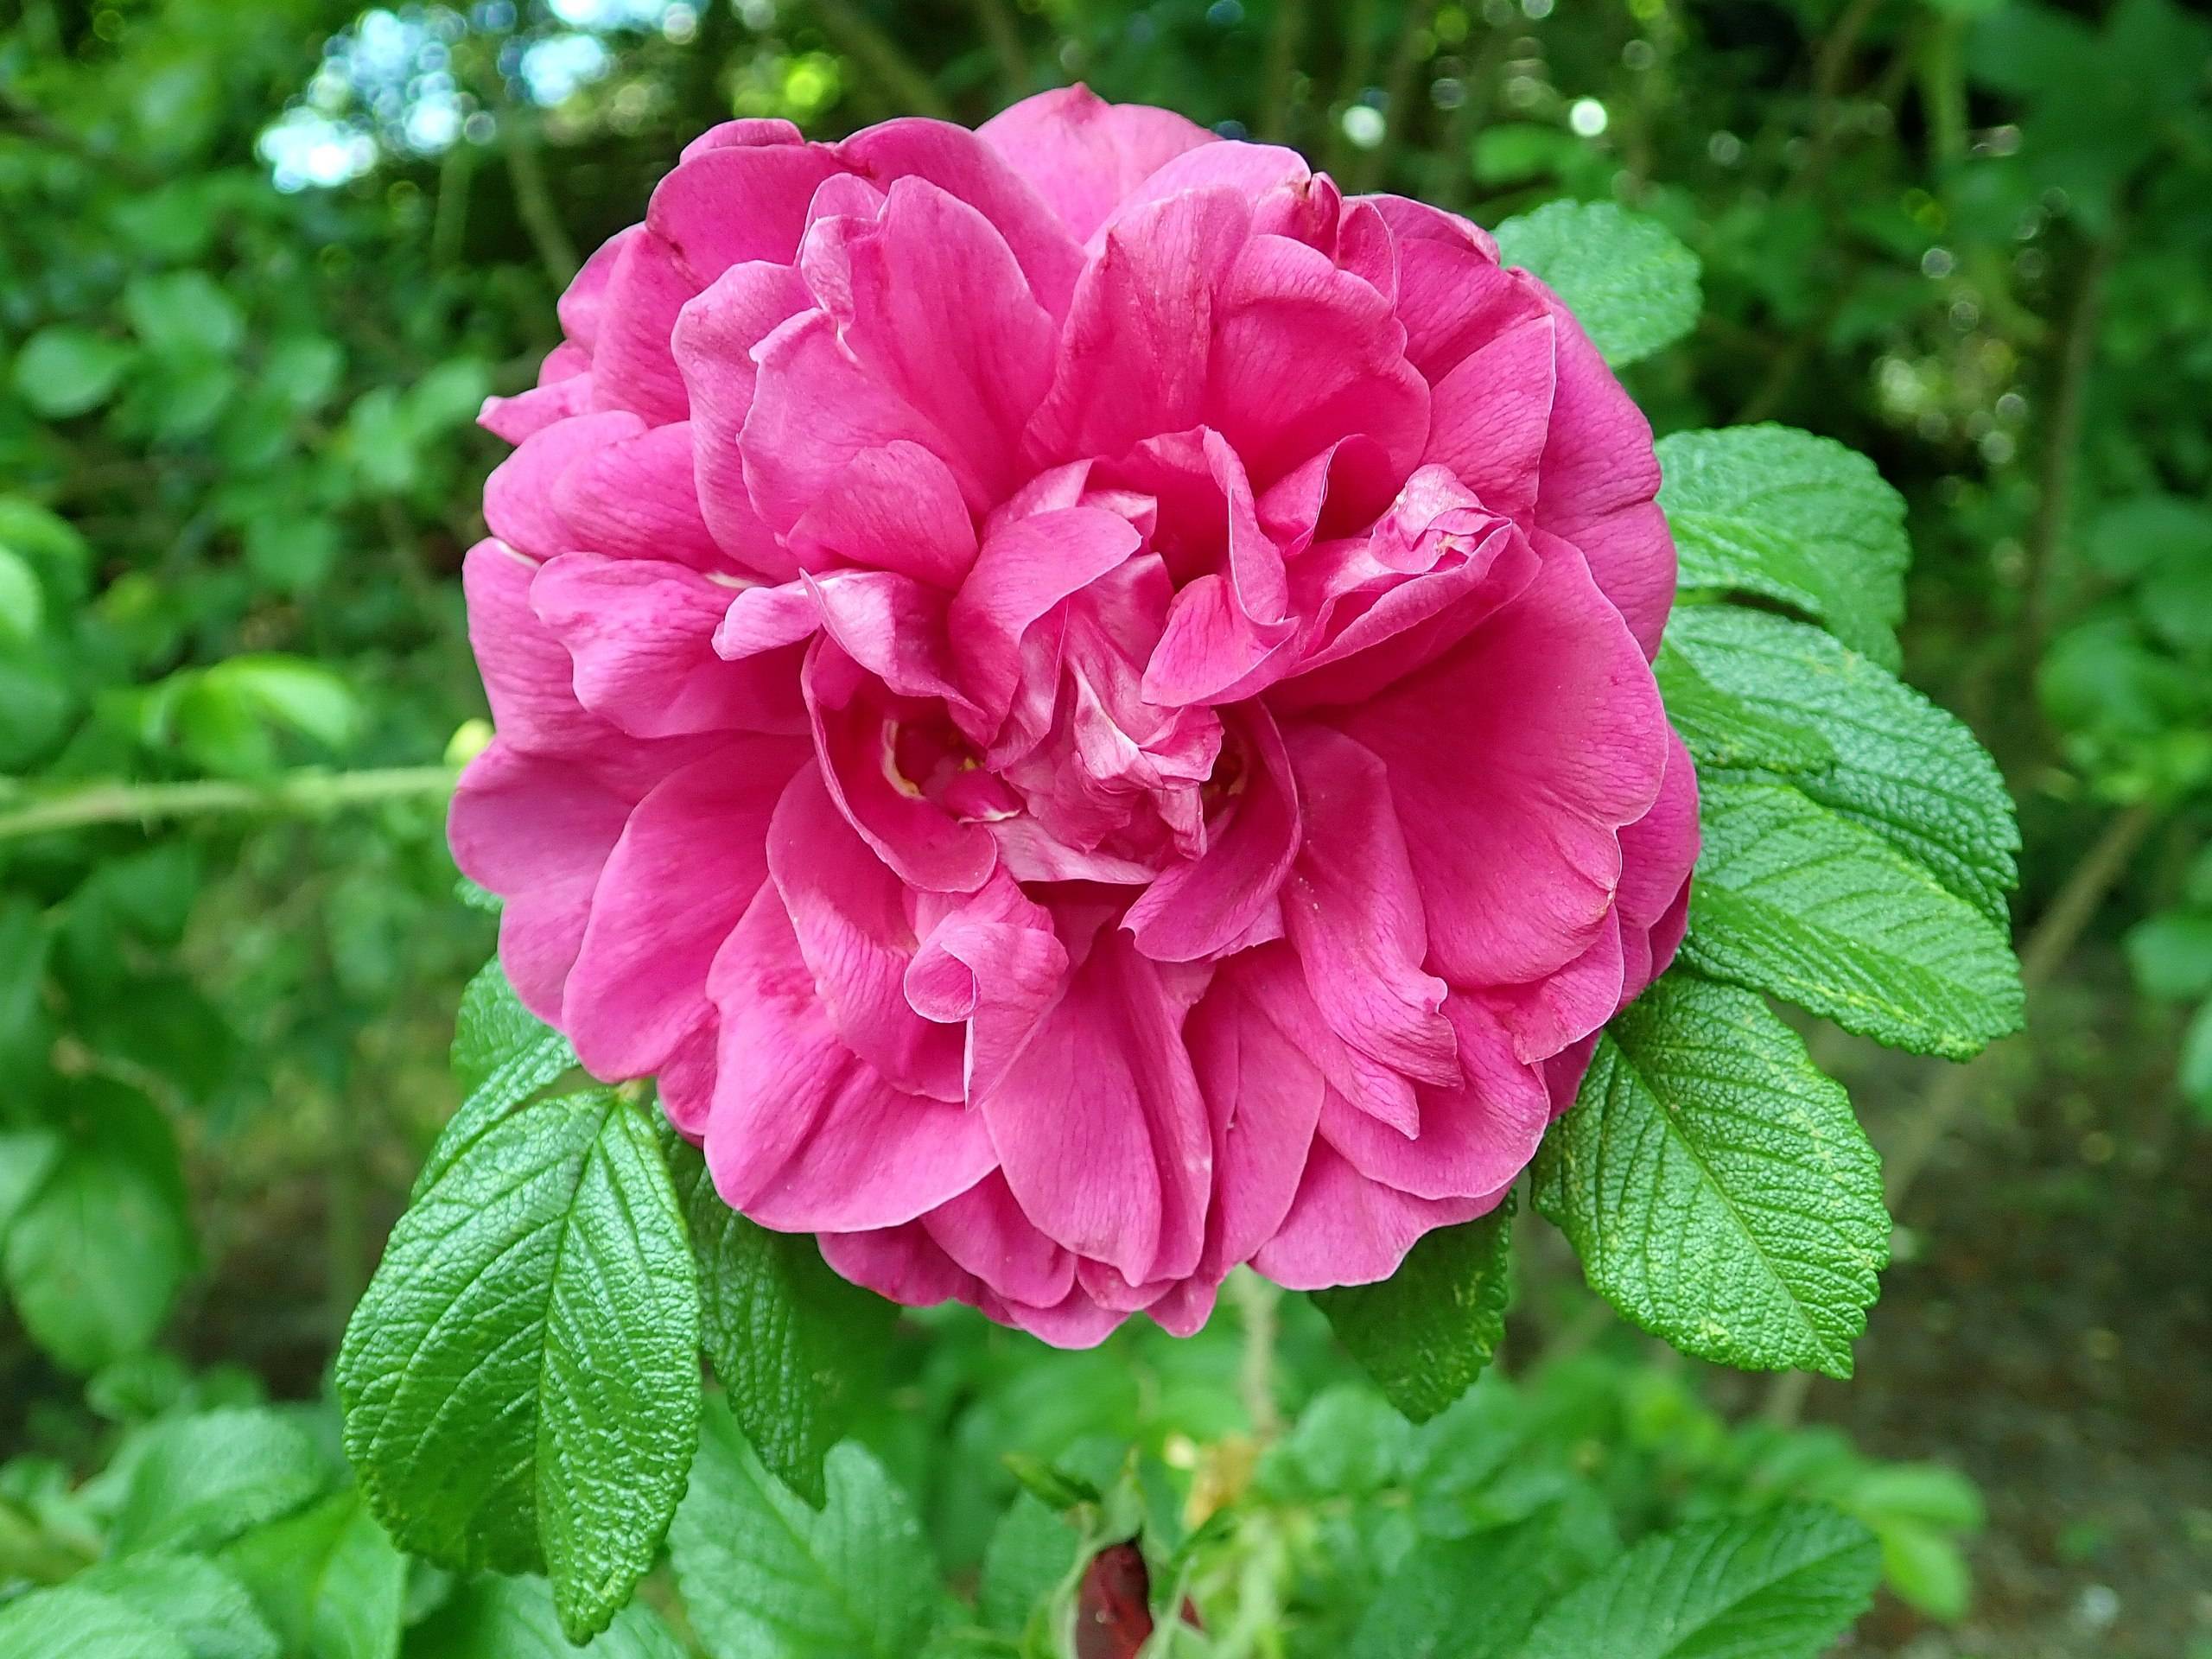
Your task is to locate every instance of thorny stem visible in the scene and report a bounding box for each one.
[1762,799,2161,1426]
[0,766,459,843]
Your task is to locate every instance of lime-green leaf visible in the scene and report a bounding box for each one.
[1667,607,2019,924]
[671,1401,944,1659]
[1493,200,1701,367]
[664,1131,894,1509]
[336,1090,701,1643]
[1511,1505,1880,1659]
[220,1489,404,1659]
[0,1127,62,1243]
[12,325,137,419]
[1532,974,1889,1377]
[111,1407,326,1555]
[400,1574,684,1659]
[76,1554,279,1659]
[0,1584,193,1659]
[1686,776,2024,1058]
[202,656,360,751]
[1311,1190,1516,1424]
[1660,427,1910,669]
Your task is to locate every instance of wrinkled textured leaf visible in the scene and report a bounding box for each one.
[221,1489,405,1659]
[1494,200,1702,367]
[1687,776,2024,1058]
[405,1574,686,1659]
[1533,974,1889,1377]
[111,1406,326,1555]
[78,1554,279,1659]
[414,957,577,1200]
[337,1090,700,1642]
[1512,1505,1880,1659]
[665,1130,894,1508]
[0,1584,192,1659]
[1669,606,2019,924]
[1659,427,1910,669]
[671,1400,943,1659]
[1311,1191,1516,1424]
[1654,643,1834,776]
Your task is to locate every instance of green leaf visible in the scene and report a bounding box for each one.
[1532,974,1889,1377]
[670,1401,943,1659]
[3,1093,194,1374]
[1511,1505,1880,1659]
[12,325,137,419]
[1351,1506,1611,1659]
[977,1494,1081,1637]
[1311,1190,1516,1424]
[221,1490,404,1659]
[1492,200,1702,367]
[337,1089,700,1643]
[0,1127,62,1243]
[111,1407,327,1556]
[664,1131,894,1508]
[415,957,576,1201]
[2181,1000,2212,1116]
[0,1584,193,1659]
[401,1574,685,1659]
[0,544,44,645]
[123,271,246,359]
[2125,910,2212,1001]
[1659,427,1910,669]
[76,1554,280,1659]
[1654,643,1834,776]
[1685,776,2024,1058]
[201,656,360,750]
[1666,606,2019,924]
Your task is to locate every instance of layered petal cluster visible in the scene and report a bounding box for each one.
[453,89,1698,1345]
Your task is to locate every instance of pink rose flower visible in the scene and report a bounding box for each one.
[452,88,1698,1346]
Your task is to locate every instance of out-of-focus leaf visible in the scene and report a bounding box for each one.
[110,1407,327,1555]
[222,1489,405,1659]
[12,326,137,418]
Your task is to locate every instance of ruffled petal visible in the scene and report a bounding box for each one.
[977,85,1215,242]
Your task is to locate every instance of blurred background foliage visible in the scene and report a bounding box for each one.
[0,0,2207,1655]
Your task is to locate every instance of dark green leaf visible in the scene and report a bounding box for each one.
[1311,1192,1516,1424]
[1350,1507,1612,1659]
[977,1494,1081,1637]
[1533,974,1889,1377]
[415,957,576,1201]
[1660,427,1910,669]
[665,1131,893,1508]
[1493,200,1701,367]
[670,1400,943,1659]
[1510,1505,1880,1659]
[337,1090,700,1642]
